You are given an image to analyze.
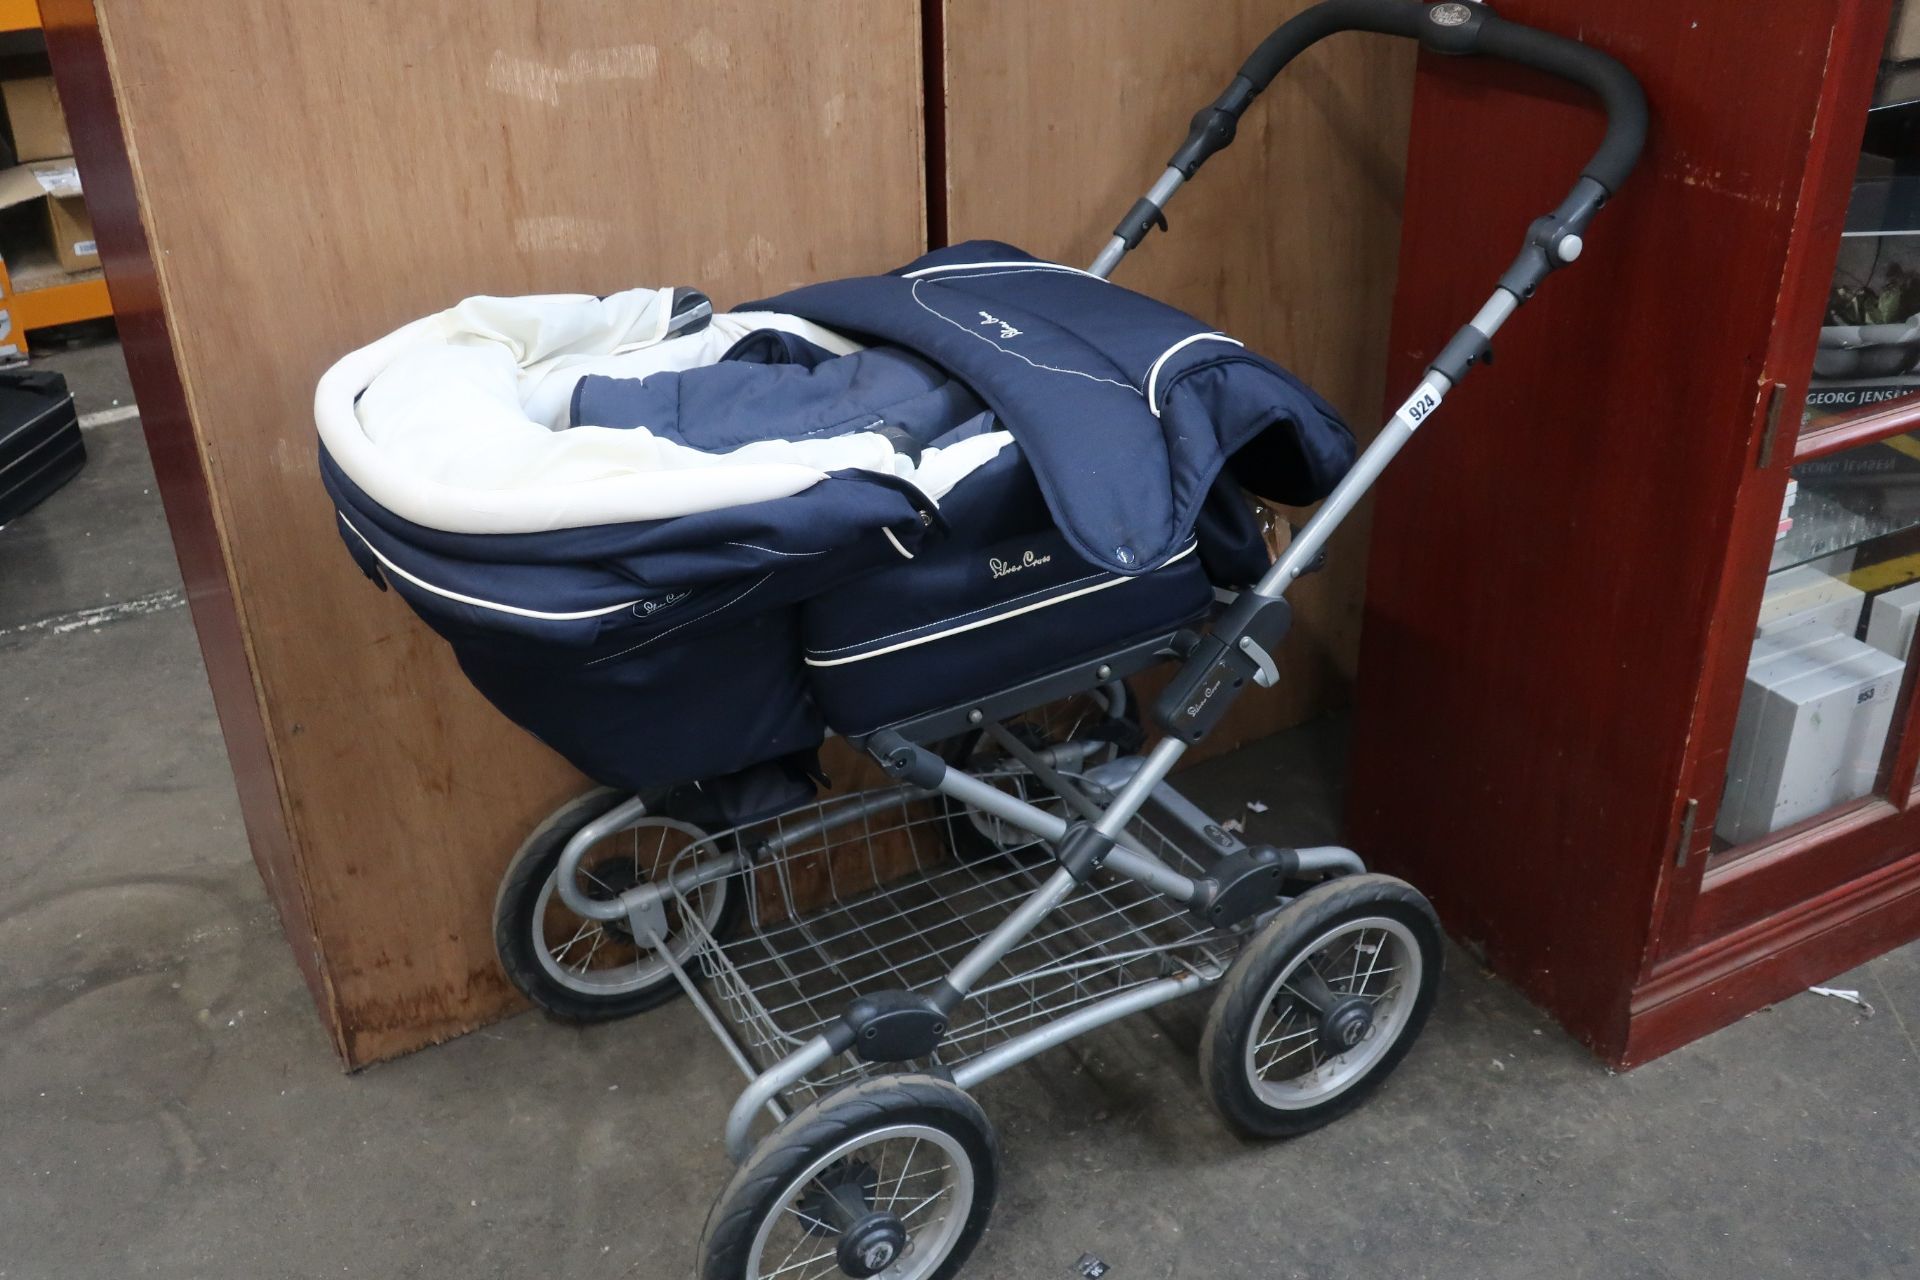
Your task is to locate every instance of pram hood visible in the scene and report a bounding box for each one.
[313,288,1010,537]
[749,241,1355,576]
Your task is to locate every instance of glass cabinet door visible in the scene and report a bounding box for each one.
[1713,10,1920,856]
[1715,432,1920,851]
[1807,2,1920,425]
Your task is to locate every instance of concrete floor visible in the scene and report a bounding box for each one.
[2,337,1917,1280]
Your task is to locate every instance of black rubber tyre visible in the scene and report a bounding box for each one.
[703,1074,998,1280]
[493,785,741,1023]
[1200,874,1442,1139]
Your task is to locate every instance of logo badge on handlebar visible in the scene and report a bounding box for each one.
[1430,3,1473,25]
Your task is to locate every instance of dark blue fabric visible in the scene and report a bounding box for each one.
[572,345,988,455]
[444,595,824,793]
[746,241,1354,577]
[803,524,1214,736]
[317,243,1349,787]
[319,444,939,646]
[718,328,839,367]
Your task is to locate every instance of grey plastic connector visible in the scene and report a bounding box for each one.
[1497,176,1611,302]
[1053,822,1117,883]
[865,729,947,790]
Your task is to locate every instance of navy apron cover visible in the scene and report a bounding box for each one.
[747,240,1355,577]
[321,444,934,791]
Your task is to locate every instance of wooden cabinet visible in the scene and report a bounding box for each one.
[48,0,1413,1066]
[1350,0,1920,1065]
[46,0,932,1067]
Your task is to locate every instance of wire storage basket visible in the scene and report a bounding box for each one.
[667,770,1234,1102]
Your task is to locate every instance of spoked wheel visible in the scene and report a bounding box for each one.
[941,682,1140,861]
[704,1075,997,1280]
[1200,874,1442,1138]
[494,786,740,1022]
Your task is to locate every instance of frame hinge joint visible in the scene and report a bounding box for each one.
[1673,798,1699,868]
[1756,381,1788,470]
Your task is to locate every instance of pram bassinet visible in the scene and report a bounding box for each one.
[313,242,1356,800]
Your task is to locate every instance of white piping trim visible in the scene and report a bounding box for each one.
[723,541,827,558]
[1144,332,1244,416]
[882,528,915,560]
[900,259,1105,280]
[338,512,644,621]
[807,567,1106,656]
[804,543,1198,668]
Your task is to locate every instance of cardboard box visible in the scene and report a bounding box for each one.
[0,157,98,274]
[2,77,71,164]
[1717,626,1905,845]
[1867,580,1920,659]
[1756,563,1865,638]
[1895,4,1920,63]
[46,191,95,271]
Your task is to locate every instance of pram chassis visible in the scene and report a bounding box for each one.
[519,3,1647,1276]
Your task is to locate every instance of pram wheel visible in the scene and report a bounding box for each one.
[493,786,739,1022]
[704,1074,997,1280]
[941,682,1138,861]
[1199,874,1441,1139]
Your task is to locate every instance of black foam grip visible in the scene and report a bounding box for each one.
[1236,0,1427,90]
[1231,0,1645,195]
[1469,11,1648,194]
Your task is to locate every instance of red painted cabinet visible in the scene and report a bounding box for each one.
[1348,0,1920,1065]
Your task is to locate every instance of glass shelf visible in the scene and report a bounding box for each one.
[1772,431,1920,572]
[1772,480,1920,572]
[1804,67,1920,428]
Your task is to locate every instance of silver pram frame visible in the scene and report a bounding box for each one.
[498,3,1647,1277]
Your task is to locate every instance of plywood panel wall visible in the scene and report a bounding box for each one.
[943,0,1414,749]
[87,0,927,1066]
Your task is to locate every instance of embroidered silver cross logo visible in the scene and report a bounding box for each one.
[988,549,1052,579]
[977,310,1022,339]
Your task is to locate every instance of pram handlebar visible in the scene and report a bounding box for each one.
[1096,0,1647,276]
[1111,1,1650,749]
[1214,0,1646,197]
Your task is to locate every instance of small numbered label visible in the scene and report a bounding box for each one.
[1396,383,1443,430]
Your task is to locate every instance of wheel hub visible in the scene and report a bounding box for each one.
[797,1159,911,1276]
[1318,995,1374,1056]
[581,859,645,942]
[798,1160,880,1237]
[836,1210,909,1277]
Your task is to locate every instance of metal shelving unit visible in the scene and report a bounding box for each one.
[0,0,113,350]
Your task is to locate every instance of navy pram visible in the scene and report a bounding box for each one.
[315,241,1354,804]
[310,5,1646,1277]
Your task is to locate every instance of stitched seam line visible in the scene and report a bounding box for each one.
[804,567,1110,655]
[584,571,778,667]
[723,541,828,558]
[906,271,1142,395]
[806,540,1198,657]
[337,512,644,621]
